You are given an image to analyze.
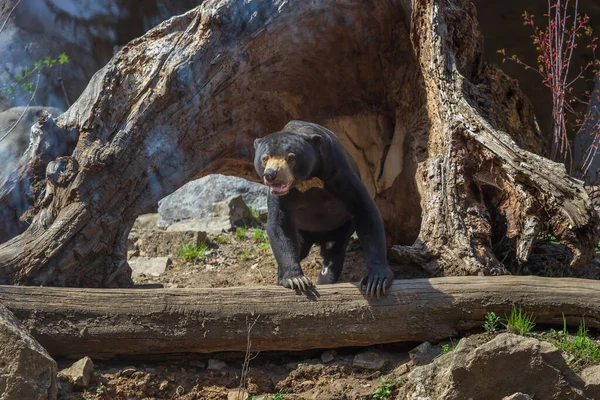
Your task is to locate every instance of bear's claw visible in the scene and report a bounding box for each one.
[360,275,392,298]
[283,275,312,291]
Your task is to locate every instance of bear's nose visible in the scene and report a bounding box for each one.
[263,168,277,183]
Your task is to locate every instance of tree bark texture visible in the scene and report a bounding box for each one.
[1,276,600,358]
[0,0,598,286]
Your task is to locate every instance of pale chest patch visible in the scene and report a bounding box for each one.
[295,177,325,192]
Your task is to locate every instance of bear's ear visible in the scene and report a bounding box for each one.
[309,134,322,147]
[253,138,262,149]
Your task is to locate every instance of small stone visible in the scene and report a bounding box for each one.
[408,341,437,366]
[321,350,336,363]
[120,368,137,377]
[207,359,227,370]
[502,393,532,400]
[353,351,385,370]
[159,380,169,391]
[189,360,206,369]
[57,356,94,389]
[228,388,249,400]
[393,362,411,375]
[129,256,172,277]
[205,265,218,271]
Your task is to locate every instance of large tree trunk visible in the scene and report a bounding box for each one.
[0,0,598,286]
[2,276,600,358]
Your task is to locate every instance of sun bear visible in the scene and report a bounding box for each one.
[253,120,394,298]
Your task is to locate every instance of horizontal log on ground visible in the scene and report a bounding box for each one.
[1,276,599,358]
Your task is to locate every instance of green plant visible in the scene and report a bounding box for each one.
[503,306,536,335]
[96,383,106,396]
[1,52,69,99]
[240,250,252,261]
[547,317,600,369]
[249,394,286,400]
[248,206,261,219]
[235,226,247,239]
[441,338,456,355]
[257,241,271,253]
[252,228,268,243]
[213,234,229,245]
[92,370,101,377]
[483,311,501,333]
[178,242,209,261]
[372,376,406,400]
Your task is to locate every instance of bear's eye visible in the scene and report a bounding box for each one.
[261,154,270,165]
[286,153,296,164]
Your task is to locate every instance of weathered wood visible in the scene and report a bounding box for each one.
[0,0,598,286]
[1,276,600,358]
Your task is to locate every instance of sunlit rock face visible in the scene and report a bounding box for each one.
[0,0,202,111]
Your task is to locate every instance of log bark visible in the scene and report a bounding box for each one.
[1,276,600,358]
[0,0,598,286]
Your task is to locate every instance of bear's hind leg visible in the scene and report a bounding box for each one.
[316,220,354,285]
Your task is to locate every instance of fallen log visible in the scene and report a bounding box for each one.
[1,276,599,358]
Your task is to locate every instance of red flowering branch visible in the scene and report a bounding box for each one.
[498,0,600,180]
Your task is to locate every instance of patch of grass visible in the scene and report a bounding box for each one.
[235,226,247,239]
[96,383,106,396]
[212,234,229,245]
[240,250,252,261]
[483,311,501,333]
[547,317,600,369]
[257,241,271,253]
[252,228,268,243]
[503,306,536,335]
[178,242,210,261]
[441,338,456,355]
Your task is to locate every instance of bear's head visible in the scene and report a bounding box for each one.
[253,131,322,196]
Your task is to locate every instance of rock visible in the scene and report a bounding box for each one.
[227,388,249,400]
[321,350,336,363]
[189,360,206,369]
[132,213,161,232]
[166,195,256,234]
[398,333,592,400]
[503,393,533,400]
[353,350,385,370]
[57,356,94,389]
[0,303,58,399]
[130,230,207,257]
[580,364,600,397]
[128,257,172,277]
[207,359,227,370]
[157,174,268,228]
[408,341,437,366]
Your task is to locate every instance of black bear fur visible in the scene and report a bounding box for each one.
[253,120,394,297]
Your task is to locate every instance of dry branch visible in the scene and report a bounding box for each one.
[1,276,600,358]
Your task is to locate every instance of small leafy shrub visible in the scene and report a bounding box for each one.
[483,311,501,333]
[503,306,536,335]
[372,376,393,400]
[372,376,406,400]
[178,242,209,261]
[249,394,285,400]
[1,52,70,100]
[441,338,456,355]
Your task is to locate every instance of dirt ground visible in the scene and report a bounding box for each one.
[57,228,430,400]
[57,226,599,399]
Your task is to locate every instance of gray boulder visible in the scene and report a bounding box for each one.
[398,333,592,400]
[0,303,57,400]
[157,174,268,228]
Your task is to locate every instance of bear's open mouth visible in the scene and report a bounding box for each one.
[268,183,290,195]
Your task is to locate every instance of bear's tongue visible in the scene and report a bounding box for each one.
[269,183,289,194]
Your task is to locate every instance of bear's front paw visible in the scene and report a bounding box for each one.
[360,268,394,298]
[279,274,312,292]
